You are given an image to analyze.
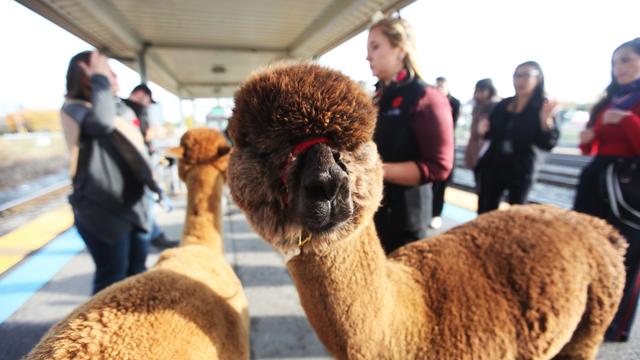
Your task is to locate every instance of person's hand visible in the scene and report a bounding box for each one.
[477,118,490,136]
[539,98,559,130]
[579,129,595,144]
[602,109,631,125]
[156,191,174,212]
[159,196,174,213]
[77,51,112,78]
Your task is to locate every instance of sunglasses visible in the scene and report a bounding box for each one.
[513,69,540,79]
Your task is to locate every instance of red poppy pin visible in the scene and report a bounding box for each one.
[395,69,408,82]
[132,118,141,128]
[392,96,403,108]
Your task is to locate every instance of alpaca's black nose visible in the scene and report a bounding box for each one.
[296,143,352,232]
[300,144,347,200]
[302,164,346,202]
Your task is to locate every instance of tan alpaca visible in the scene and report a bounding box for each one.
[25,128,249,360]
[171,128,230,253]
[227,63,626,359]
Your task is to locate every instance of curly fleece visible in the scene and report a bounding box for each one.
[229,62,377,152]
[227,63,627,359]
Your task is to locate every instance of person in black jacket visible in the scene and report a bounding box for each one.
[61,51,161,293]
[367,17,454,253]
[475,61,559,214]
[430,76,461,229]
[123,85,178,249]
[123,84,155,152]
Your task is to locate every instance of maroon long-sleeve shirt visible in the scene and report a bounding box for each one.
[411,86,454,183]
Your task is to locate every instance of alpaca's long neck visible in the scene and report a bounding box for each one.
[181,167,224,255]
[286,220,430,357]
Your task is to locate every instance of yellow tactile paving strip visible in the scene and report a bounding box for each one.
[444,187,510,212]
[0,188,497,277]
[445,187,477,211]
[0,205,73,275]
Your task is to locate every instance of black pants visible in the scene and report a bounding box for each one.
[477,170,532,214]
[375,183,432,254]
[574,156,640,341]
[432,170,453,218]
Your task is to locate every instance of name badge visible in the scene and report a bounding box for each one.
[501,140,513,154]
[384,108,401,116]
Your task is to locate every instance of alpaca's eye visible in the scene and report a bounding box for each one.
[333,152,348,173]
[248,145,270,160]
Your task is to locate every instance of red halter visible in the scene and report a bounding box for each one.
[280,137,332,205]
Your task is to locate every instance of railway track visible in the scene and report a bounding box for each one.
[0,179,70,214]
[0,178,71,237]
[0,147,590,233]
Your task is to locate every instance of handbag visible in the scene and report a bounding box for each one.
[605,157,640,229]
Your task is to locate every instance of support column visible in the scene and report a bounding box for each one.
[138,43,150,83]
[178,97,185,125]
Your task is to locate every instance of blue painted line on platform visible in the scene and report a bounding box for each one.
[442,203,477,223]
[0,203,473,324]
[0,227,84,324]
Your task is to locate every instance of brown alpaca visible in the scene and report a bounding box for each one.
[25,128,249,360]
[171,128,231,253]
[227,63,627,359]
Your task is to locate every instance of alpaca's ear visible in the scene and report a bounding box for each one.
[218,145,231,157]
[165,146,184,159]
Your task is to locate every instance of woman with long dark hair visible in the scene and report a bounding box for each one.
[62,51,160,294]
[464,78,499,171]
[574,38,640,342]
[475,61,559,213]
[367,17,454,254]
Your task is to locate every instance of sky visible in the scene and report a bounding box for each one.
[1,0,639,122]
[320,0,640,106]
[0,0,182,120]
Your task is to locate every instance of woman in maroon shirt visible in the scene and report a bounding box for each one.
[574,38,640,342]
[367,17,453,254]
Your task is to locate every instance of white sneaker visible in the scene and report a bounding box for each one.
[429,216,442,230]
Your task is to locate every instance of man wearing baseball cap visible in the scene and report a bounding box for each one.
[123,84,178,249]
[124,84,156,151]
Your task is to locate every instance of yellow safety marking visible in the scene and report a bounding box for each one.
[444,187,510,212]
[0,205,74,275]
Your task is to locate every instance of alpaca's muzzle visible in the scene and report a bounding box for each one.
[294,143,353,233]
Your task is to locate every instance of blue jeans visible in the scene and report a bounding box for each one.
[76,222,150,294]
[147,188,165,240]
[150,220,163,239]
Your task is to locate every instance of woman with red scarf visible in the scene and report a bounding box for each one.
[367,17,454,254]
[574,38,640,342]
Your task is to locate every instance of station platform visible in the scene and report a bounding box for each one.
[0,187,638,359]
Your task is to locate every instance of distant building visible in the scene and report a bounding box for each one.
[4,110,61,133]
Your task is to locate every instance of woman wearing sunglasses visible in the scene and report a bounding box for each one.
[475,61,559,213]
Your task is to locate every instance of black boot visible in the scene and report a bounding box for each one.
[150,233,179,249]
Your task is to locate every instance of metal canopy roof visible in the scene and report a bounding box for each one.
[18,0,414,98]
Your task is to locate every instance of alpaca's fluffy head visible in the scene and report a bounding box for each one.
[167,128,231,180]
[228,63,383,255]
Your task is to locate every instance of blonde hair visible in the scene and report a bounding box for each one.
[369,17,423,80]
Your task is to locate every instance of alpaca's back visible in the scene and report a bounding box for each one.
[25,245,249,360]
[392,204,626,359]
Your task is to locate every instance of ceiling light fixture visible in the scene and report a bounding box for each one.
[211,65,226,74]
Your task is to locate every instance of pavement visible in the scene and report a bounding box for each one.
[0,190,638,359]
